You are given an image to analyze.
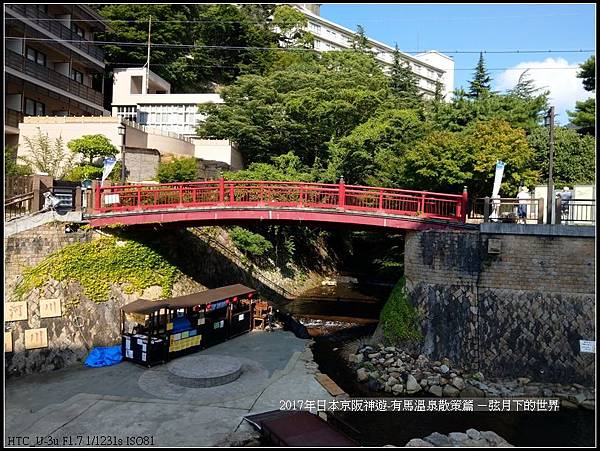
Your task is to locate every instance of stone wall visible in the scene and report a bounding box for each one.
[404,227,595,384]
[124,147,160,182]
[5,276,204,378]
[4,223,207,378]
[4,222,93,290]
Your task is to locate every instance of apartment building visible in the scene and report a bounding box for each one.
[293,4,455,99]
[5,4,109,147]
[111,67,243,170]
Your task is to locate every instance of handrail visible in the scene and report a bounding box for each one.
[5,191,34,207]
[92,180,467,223]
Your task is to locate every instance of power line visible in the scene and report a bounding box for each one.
[5,37,595,55]
[4,12,588,24]
[108,61,589,71]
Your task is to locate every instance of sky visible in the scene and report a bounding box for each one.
[319,3,596,124]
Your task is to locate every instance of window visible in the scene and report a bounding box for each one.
[71,23,85,38]
[309,23,321,33]
[26,47,46,66]
[71,68,83,84]
[25,98,45,116]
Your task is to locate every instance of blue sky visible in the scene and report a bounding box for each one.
[319,3,596,124]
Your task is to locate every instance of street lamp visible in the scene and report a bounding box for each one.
[118,125,126,184]
[544,106,555,224]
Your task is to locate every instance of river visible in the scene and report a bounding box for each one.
[280,280,596,447]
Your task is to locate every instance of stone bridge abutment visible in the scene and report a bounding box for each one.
[404,224,595,384]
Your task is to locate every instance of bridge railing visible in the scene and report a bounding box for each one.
[93,180,468,222]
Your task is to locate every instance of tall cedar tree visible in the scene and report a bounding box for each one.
[350,25,370,52]
[389,44,421,101]
[468,52,492,98]
[567,56,595,135]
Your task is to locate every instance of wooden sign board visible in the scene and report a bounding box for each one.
[5,331,12,353]
[25,328,48,350]
[40,298,62,318]
[5,301,28,322]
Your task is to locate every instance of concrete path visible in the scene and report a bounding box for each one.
[5,330,333,447]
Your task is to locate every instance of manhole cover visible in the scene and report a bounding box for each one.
[167,355,242,388]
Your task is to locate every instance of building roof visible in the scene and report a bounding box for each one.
[298,6,449,73]
[168,284,256,308]
[122,299,170,314]
[121,284,256,313]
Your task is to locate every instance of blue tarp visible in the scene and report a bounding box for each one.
[84,345,123,368]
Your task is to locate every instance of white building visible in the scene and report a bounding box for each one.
[111,67,242,169]
[293,4,454,99]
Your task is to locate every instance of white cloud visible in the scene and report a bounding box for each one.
[495,57,590,125]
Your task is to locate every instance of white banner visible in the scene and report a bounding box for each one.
[101,157,117,186]
[491,161,505,198]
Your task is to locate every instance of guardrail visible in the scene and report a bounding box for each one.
[556,198,595,225]
[92,180,469,223]
[469,197,545,224]
[469,196,595,225]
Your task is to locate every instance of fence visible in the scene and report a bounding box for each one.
[4,176,81,222]
[470,196,595,225]
[469,197,545,224]
[556,198,596,225]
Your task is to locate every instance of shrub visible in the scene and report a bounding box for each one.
[67,134,117,164]
[20,128,76,178]
[63,162,123,183]
[156,157,198,183]
[5,145,32,176]
[14,236,181,302]
[379,277,422,343]
[229,226,273,257]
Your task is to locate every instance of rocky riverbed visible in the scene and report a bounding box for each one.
[402,429,513,447]
[349,343,595,410]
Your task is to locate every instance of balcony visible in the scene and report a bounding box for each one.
[6,4,105,63]
[6,49,104,107]
[5,108,24,129]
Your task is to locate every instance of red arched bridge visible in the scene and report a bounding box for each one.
[86,179,471,230]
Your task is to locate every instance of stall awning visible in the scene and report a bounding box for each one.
[120,284,256,313]
[168,284,256,309]
[122,299,170,314]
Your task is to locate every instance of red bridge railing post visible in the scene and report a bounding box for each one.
[461,186,468,223]
[338,176,345,209]
[94,183,101,212]
[219,178,225,205]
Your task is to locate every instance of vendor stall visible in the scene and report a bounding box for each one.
[120,284,257,366]
[121,300,170,367]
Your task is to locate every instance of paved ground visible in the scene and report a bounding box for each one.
[5,330,333,447]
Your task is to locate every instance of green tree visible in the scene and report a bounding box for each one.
[567,56,595,135]
[4,145,32,177]
[567,98,595,136]
[349,25,370,52]
[197,51,389,167]
[95,4,279,92]
[271,5,314,48]
[19,128,76,179]
[402,119,538,199]
[223,152,315,182]
[67,134,117,164]
[326,109,427,186]
[578,55,595,92]
[389,44,422,106]
[156,157,198,182]
[468,52,492,98]
[527,126,595,186]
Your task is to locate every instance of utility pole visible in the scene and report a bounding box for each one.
[145,15,152,93]
[545,106,555,224]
